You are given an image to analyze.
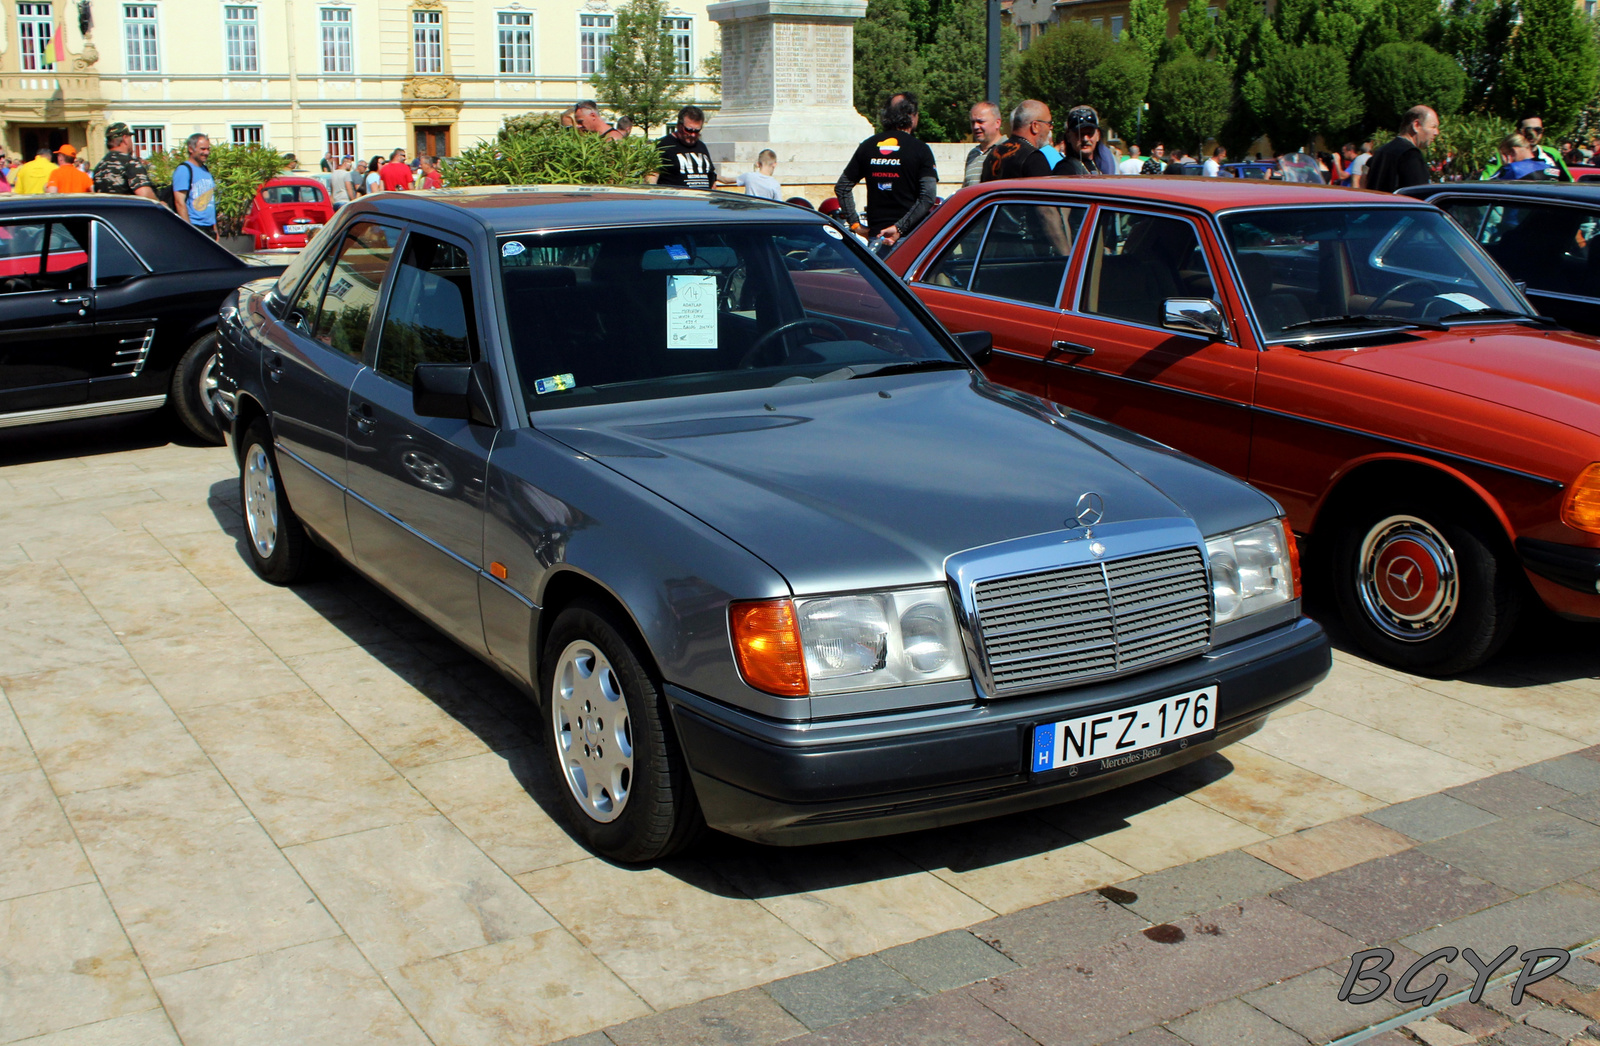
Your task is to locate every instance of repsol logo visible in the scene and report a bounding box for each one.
[1339,946,1570,1008]
[870,157,901,165]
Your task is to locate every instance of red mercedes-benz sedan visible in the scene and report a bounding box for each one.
[889,178,1600,674]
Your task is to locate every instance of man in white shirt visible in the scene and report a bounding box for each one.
[963,102,1004,187]
[1202,145,1227,177]
[328,158,354,209]
[1342,142,1370,188]
[1118,144,1144,175]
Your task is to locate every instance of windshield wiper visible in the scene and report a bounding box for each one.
[1280,314,1447,333]
[847,359,971,379]
[1433,307,1542,324]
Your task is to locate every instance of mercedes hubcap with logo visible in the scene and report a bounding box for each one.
[1357,515,1459,642]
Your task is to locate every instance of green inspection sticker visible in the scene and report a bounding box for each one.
[534,373,575,395]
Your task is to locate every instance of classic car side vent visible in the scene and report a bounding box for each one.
[111,328,156,377]
[974,547,1211,693]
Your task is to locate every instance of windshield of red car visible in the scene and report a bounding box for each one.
[1220,207,1530,341]
[497,223,961,409]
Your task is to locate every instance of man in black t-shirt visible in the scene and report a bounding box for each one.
[981,100,1055,181]
[649,105,717,190]
[1366,105,1439,192]
[833,92,940,245]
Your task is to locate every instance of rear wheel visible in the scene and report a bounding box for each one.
[239,420,314,584]
[1332,499,1521,675]
[540,601,703,863]
[170,332,225,444]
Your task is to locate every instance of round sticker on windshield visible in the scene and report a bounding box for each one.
[501,241,527,258]
[823,225,843,240]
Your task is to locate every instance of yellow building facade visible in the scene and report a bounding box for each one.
[1,0,718,166]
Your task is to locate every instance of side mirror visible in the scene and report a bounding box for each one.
[1163,298,1229,340]
[953,330,993,365]
[413,361,498,427]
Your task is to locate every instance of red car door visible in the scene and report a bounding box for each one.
[1043,205,1258,479]
[908,199,1088,400]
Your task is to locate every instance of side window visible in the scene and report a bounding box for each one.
[375,233,478,386]
[42,221,91,292]
[286,248,338,339]
[1081,211,1216,327]
[93,222,146,287]
[921,210,993,290]
[969,203,1086,306]
[1441,202,1491,243]
[0,222,47,294]
[312,222,401,358]
[1471,203,1599,299]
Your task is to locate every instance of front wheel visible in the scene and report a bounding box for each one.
[540,602,702,863]
[239,420,315,585]
[170,332,225,444]
[1332,502,1521,675]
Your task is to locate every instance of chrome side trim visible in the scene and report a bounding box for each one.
[0,393,166,429]
[483,568,538,609]
[340,481,528,598]
[111,328,156,376]
[273,441,343,490]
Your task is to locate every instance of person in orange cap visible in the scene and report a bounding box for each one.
[45,144,93,194]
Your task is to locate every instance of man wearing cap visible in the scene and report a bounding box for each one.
[12,148,55,194]
[44,145,93,194]
[1052,106,1118,175]
[94,123,158,199]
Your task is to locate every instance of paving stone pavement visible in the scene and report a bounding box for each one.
[4,417,1600,1046]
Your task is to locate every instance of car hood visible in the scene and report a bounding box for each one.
[1334,326,1600,431]
[537,372,1277,593]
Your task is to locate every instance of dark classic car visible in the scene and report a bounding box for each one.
[1399,181,1600,335]
[890,178,1600,676]
[0,195,283,441]
[217,186,1328,861]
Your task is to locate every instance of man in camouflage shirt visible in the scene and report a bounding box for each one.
[92,123,158,200]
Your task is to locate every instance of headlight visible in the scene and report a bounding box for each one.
[730,586,968,696]
[1206,519,1299,625]
[1563,463,1600,534]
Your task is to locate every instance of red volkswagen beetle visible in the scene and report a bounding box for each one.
[889,177,1600,674]
[240,176,332,251]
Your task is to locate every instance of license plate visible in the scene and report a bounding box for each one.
[284,224,308,234]
[1030,687,1216,776]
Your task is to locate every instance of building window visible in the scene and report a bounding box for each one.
[224,6,259,73]
[665,16,691,77]
[1110,14,1122,38]
[413,9,442,73]
[1207,5,1219,20]
[498,11,533,74]
[123,4,159,72]
[1588,0,1596,15]
[326,124,356,162]
[579,13,613,75]
[232,125,262,147]
[131,125,165,160]
[18,2,53,72]
[320,7,352,74]
[1090,16,1103,31]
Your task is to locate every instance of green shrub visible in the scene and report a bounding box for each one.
[1149,52,1234,152]
[147,143,289,238]
[442,115,662,187]
[1018,20,1116,118]
[1242,43,1362,151]
[1497,0,1600,135]
[1086,44,1153,140]
[1360,42,1467,129]
[1433,112,1515,178]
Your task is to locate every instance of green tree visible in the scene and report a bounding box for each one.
[1149,51,1233,151]
[589,0,685,136]
[1125,0,1168,65]
[443,114,662,186]
[1242,42,1362,151]
[919,0,1022,141]
[854,0,923,124]
[1497,0,1600,134]
[1360,41,1467,129]
[1176,0,1215,58]
[148,142,288,238]
[1213,0,1269,81]
[1017,19,1115,116]
[1441,0,1514,114]
[1086,44,1153,140]
[1432,112,1515,176]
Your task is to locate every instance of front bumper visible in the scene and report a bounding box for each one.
[1517,537,1600,621]
[667,615,1329,846]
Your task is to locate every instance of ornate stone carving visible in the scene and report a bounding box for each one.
[413,0,444,8]
[402,76,460,101]
[74,42,99,69]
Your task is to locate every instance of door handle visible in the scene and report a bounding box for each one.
[1049,340,1095,358]
[54,295,90,316]
[349,403,375,435]
[265,351,283,382]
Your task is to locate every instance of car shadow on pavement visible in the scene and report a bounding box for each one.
[0,411,210,467]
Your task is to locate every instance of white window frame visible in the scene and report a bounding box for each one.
[1110,14,1122,39]
[497,10,533,75]
[18,2,53,72]
[579,12,613,76]
[319,6,353,75]
[413,9,443,74]
[123,4,160,73]
[665,16,692,78]
[131,125,165,160]
[224,5,260,74]
[1090,16,1103,31]
[326,124,357,163]
[231,124,262,147]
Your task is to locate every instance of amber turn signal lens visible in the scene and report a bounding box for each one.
[1563,463,1600,535]
[729,598,808,697]
[1283,520,1301,598]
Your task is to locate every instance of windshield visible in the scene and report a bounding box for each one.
[1221,207,1530,342]
[497,223,960,409]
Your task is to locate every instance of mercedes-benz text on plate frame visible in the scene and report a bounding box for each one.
[1033,686,1216,777]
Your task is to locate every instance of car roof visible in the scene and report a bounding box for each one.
[947,176,1415,214]
[1397,181,1600,205]
[340,184,821,234]
[0,193,245,271]
[0,194,169,214]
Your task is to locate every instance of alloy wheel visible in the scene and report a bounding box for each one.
[551,639,634,823]
[243,443,279,560]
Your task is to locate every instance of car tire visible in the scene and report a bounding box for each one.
[539,601,704,863]
[170,332,225,445]
[238,419,315,585]
[1332,499,1521,676]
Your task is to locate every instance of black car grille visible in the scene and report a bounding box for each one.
[974,547,1211,694]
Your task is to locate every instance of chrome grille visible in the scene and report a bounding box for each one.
[974,546,1210,693]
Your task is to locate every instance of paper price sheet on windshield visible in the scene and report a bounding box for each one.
[667,274,718,350]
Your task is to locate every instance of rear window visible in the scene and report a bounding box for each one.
[263,184,325,204]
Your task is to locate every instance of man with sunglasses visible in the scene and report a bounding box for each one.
[1051,106,1118,175]
[980,99,1055,181]
[1480,116,1574,182]
[648,105,718,190]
